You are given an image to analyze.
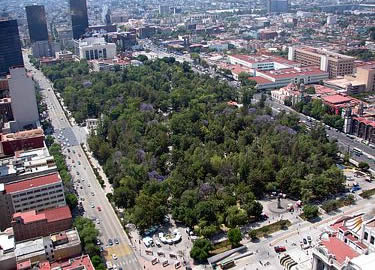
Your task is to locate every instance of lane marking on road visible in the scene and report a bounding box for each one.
[104,243,133,260]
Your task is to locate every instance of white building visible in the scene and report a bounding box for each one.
[228,54,298,74]
[252,66,329,90]
[74,37,116,60]
[8,67,39,132]
[312,214,375,270]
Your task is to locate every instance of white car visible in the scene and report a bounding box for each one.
[112,254,118,260]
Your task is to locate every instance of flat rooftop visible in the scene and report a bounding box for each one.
[322,94,353,104]
[39,255,94,270]
[0,147,57,181]
[5,173,60,193]
[321,236,359,264]
[1,128,44,142]
[296,46,355,60]
[13,206,71,224]
[260,66,328,79]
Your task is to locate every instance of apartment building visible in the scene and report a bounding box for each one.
[0,128,45,156]
[12,206,72,241]
[0,173,66,230]
[0,147,57,184]
[8,67,39,132]
[0,228,82,270]
[288,46,355,78]
[33,255,94,270]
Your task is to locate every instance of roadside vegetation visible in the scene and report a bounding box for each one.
[291,99,344,131]
[360,188,375,199]
[74,217,106,270]
[248,220,291,240]
[321,195,355,213]
[40,59,345,237]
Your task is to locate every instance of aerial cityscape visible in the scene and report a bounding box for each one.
[2,0,375,270]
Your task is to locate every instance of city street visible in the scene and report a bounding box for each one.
[23,52,141,270]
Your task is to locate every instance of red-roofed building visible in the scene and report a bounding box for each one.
[37,255,95,270]
[312,214,375,270]
[0,173,66,230]
[1,128,44,156]
[320,94,361,115]
[12,206,72,241]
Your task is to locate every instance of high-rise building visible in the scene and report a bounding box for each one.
[8,67,39,131]
[69,0,89,39]
[159,5,170,16]
[267,0,289,13]
[0,19,24,75]
[25,5,49,43]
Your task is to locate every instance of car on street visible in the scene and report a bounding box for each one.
[99,246,104,252]
[114,238,119,245]
[96,219,100,225]
[274,246,286,253]
[108,239,113,246]
[78,161,81,165]
[90,203,95,208]
[112,254,117,260]
[97,206,102,211]
[96,239,101,245]
[351,186,361,193]
[91,192,95,196]
[303,238,308,245]
[307,236,312,242]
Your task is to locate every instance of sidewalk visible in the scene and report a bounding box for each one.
[82,144,113,194]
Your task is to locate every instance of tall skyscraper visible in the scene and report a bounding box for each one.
[0,19,24,75]
[70,0,89,39]
[267,0,289,14]
[25,5,49,42]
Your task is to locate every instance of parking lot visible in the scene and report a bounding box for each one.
[343,167,373,192]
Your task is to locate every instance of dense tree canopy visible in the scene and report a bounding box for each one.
[42,59,345,234]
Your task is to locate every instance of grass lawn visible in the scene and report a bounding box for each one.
[249,220,291,239]
[210,239,233,256]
